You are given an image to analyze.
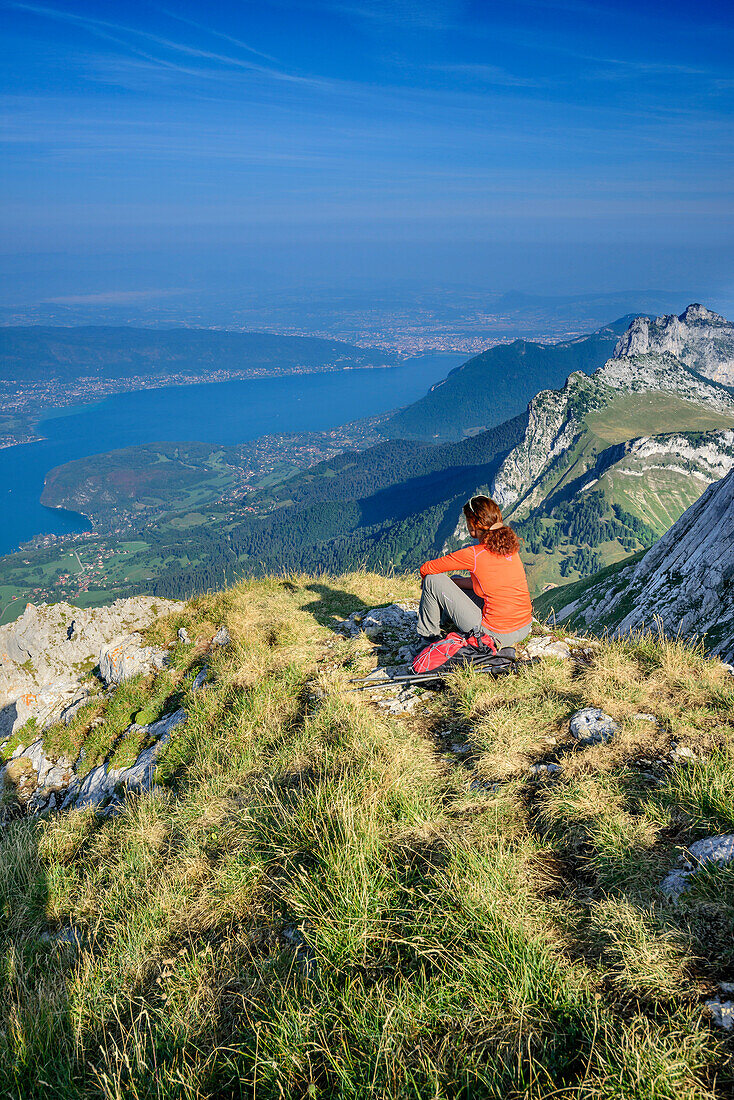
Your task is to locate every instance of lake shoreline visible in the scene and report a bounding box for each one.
[4,351,461,452]
[1,353,465,555]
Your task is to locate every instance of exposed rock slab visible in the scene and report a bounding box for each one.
[525,636,572,660]
[98,633,167,686]
[59,709,186,812]
[661,834,734,899]
[0,596,182,738]
[706,998,734,1031]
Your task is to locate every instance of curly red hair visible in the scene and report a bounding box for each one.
[463,495,520,556]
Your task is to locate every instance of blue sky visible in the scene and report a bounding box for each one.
[1,0,733,299]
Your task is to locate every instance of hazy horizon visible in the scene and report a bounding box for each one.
[1,0,733,316]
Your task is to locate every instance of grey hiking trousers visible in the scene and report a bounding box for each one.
[417,572,531,649]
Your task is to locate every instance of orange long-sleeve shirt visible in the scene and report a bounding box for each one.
[420,542,533,634]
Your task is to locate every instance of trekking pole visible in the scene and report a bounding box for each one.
[349,667,460,686]
[351,659,524,692]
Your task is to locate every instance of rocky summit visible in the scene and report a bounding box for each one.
[614,303,734,387]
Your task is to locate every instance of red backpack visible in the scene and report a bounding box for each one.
[412,631,498,675]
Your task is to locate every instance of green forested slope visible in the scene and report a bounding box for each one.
[250,414,527,511]
[135,415,527,598]
[504,399,734,594]
[384,319,630,442]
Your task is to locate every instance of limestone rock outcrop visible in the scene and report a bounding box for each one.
[0,596,196,816]
[0,708,187,815]
[614,304,734,386]
[98,633,167,686]
[59,708,186,812]
[550,465,734,662]
[0,596,182,739]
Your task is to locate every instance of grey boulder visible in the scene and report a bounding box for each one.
[570,707,618,746]
[339,603,419,646]
[661,834,734,900]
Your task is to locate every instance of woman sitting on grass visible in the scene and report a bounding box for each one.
[417,494,533,651]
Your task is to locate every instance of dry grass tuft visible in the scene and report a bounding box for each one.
[586,897,697,1003]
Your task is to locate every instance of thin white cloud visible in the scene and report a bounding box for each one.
[298,0,461,31]
[158,9,279,63]
[10,2,325,87]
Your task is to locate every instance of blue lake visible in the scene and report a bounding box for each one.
[0,353,464,555]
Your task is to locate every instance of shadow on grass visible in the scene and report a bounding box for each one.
[301,580,377,627]
[528,760,734,986]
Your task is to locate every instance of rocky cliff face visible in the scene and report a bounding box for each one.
[491,351,734,519]
[490,372,599,514]
[614,304,734,386]
[549,466,734,662]
[619,430,734,479]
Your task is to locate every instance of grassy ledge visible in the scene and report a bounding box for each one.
[1,571,733,1099]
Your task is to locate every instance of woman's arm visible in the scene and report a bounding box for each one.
[419,546,477,578]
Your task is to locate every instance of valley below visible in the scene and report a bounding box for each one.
[2,304,734,648]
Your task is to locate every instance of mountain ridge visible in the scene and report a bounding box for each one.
[0,325,400,382]
[434,306,734,592]
[384,318,628,442]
